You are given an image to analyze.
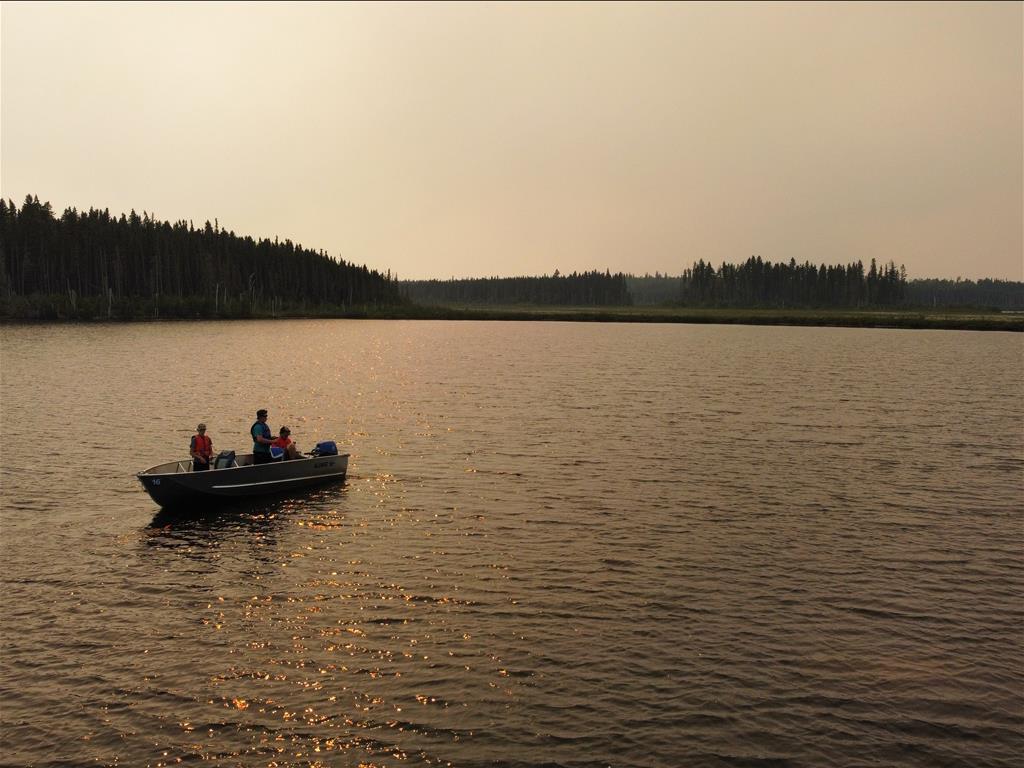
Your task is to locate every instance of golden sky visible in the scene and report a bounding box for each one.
[2,1,1021,279]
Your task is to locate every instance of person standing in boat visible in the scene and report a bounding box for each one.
[271,426,300,460]
[251,408,275,464]
[190,423,213,471]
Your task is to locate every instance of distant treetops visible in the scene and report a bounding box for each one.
[628,259,1022,310]
[402,258,910,309]
[408,260,1023,311]
[402,270,633,307]
[3,195,1019,320]
[0,194,403,319]
[678,256,907,308]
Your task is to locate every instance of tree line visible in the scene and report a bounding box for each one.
[402,270,633,306]
[679,256,907,307]
[3,194,1017,319]
[404,258,912,309]
[0,195,405,319]
[903,278,1024,310]
[627,259,1022,310]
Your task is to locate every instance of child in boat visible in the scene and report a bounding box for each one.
[270,426,300,460]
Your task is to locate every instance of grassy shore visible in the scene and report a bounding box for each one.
[389,304,1024,331]
[2,299,1020,331]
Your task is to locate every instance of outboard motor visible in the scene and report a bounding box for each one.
[311,441,338,457]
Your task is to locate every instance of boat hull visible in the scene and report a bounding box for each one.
[137,453,349,509]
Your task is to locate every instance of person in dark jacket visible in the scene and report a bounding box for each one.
[250,409,274,464]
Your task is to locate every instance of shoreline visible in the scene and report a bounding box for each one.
[1,305,1021,331]
[401,305,1023,332]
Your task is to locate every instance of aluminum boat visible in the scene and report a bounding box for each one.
[137,451,349,509]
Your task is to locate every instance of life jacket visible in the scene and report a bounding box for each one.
[191,433,212,458]
[251,421,271,453]
[270,436,292,460]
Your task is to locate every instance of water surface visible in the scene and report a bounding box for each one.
[1,320,1021,767]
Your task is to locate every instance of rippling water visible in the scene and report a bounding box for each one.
[1,320,1022,768]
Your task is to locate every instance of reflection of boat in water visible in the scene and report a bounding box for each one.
[137,451,349,509]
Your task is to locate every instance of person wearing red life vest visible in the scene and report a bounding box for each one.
[270,426,300,461]
[190,423,214,471]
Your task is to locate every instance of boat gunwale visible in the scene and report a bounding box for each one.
[137,452,350,478]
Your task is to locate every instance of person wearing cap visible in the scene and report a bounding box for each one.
[250,408,274,465]
[271,426,300,461]
[190,423,214,471]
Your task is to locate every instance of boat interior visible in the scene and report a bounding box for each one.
[143,454,256,474]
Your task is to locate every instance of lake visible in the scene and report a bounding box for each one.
[1,319,1021,768]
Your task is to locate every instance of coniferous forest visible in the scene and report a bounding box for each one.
[678,257,908,307]
[627,261,1023,310]
[405,260,1021,312]
[903,278,1024,310]
[1,195,1020,320]
[0,195,404,319]
[402,271,633,307]
[402,259,911,310]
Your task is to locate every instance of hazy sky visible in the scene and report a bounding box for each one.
[2,1,1021,280]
